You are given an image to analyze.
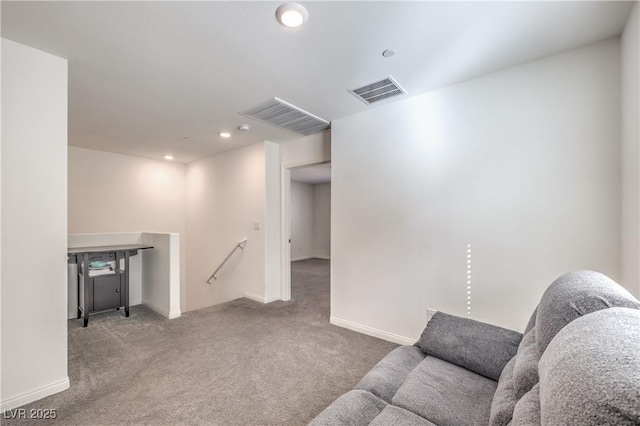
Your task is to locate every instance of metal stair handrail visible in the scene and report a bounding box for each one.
[207,238,248,283]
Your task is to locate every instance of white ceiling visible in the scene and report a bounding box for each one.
[1,1,633,164]
[291,162,331,184]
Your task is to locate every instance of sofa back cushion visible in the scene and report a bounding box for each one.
[489,328,542,426]
[419,312,522,381]
[511,384,541,425]
[538,307,640,425]
[488,357,517,426]
[535,270,640,354]
[489,271,640,426]
[511,329,539,399]
[523,307,537,335]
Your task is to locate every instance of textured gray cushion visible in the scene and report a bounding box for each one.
[535,270,640,354]
[488,356,517,426]
[356,345,425,403]
[511,328,539,399]
[419,312,522,380]
[523,307,538,335]
[538,307,640,425]
[369,406,437,426]
[393,356,497,426]
[511,384,541,426]
[309,390,387,426]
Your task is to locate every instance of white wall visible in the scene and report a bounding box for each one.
[313,183,331,259]
[281,131,331,168]
[0,31,3,416]
[67,147,188,310]
[622,3,640,298]
[331,39,622,343]
[291,182,315,260]
[141,232,181,319]
[264,141,282,303]
[1,39,69,410]
[186,142,269,310]
[0,35,3,413]
[69,142,279,314]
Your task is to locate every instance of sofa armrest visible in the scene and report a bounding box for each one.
[418,312,522,381]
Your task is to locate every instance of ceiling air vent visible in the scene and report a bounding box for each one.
[240,97,330,136]
[349,76,406,105]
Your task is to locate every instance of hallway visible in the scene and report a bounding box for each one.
[291,258,330,321]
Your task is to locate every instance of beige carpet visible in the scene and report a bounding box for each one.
[3,259,397,425]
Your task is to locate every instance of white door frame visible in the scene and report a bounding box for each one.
[280,160,330,301]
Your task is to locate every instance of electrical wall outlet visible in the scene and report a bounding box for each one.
[427,308,438,323]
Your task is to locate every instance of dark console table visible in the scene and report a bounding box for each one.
[68,244,153,327]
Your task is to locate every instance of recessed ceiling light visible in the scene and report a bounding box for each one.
[219,132,231,138]
[238,124,250,131]
[382,49,396,58]
[164,155,174,160]
[276,3,308,28]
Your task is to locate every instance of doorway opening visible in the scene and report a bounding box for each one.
[281,162,331,306]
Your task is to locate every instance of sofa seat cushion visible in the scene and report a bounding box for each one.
[356,346,426,403]
[370,406,437,426]
[392,355,498,426]
[309,390,387,426]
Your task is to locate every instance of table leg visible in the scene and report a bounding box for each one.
[124,251,130,317]
[77,264,82,319]
[77,261,81,319]
[82,253,90,327]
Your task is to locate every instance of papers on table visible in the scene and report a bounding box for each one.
[88,267,115,277]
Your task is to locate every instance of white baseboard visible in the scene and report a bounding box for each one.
[168,310,181,319]
[243,291,279,304]
[1,377,70,411]
[142,299,181,319]
[330,316,415,346]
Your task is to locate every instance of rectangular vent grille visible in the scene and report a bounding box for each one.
[240,98,330,136]
[349,76,406,104]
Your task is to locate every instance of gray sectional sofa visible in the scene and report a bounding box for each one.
[310,271,640,425]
